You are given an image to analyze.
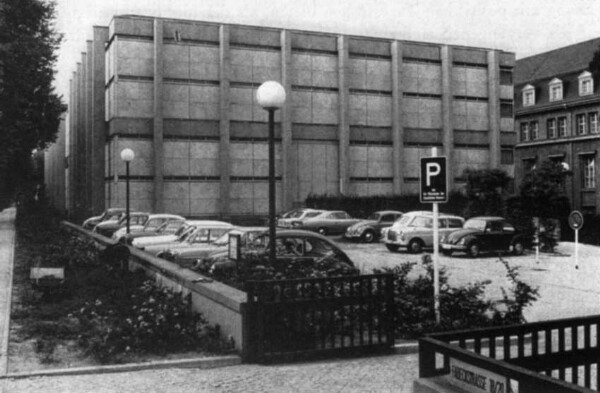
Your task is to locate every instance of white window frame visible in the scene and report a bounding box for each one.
[530,121,539,140]
[579,71,594,96]
[549,78,563,102]
[590,112,599,134]
[558,117,567,137]
[547,118,557,138]
[520,122,530,141]
[582,156,595,189]
[577,114,587,135]
[522,84,535,107]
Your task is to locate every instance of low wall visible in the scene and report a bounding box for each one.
[61,221,247,352]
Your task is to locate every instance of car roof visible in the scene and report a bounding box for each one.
[372,210,403,215]
[467,216,505,221]
[146,214,185,220]
[403,210,463,219]
[184,220,232,226]
[229,226,268,235]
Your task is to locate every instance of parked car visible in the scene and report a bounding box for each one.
[201,229,357,274]
[82,207,128,230]
[152,222,234,258]
[113,213,186,243]
[132,220,211,249]
[440,216,528,258]
[167,226,267,268]
[93,212,150,238]
[277,208,325,228]
[284,210,361,235]
[381,211,464,253]
[344,210,403,243]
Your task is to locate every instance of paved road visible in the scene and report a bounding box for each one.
[3,353,418,393]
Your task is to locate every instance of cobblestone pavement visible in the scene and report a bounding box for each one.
[2,353,418,393]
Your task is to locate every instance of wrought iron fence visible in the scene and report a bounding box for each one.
[243,273,395,363]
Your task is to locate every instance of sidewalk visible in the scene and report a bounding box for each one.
[0,208,15,376]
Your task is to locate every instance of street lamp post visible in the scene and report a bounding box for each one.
[256,81,286,264]
[120,148,135,235]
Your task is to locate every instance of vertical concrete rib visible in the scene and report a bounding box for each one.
[441,45,455,190]
[92,27,109,213]
[337,35,350,195]
[68,77,75,216]
[488,50,501,168]
[391,41,405,195]
[76,62,83,218]
[85,42,93,217]
[153,19,165,212]
[219,25,231,220]
[280,30,293,210]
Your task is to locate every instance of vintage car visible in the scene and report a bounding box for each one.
[277,208,326,228]
[132,220,211,249]
[113,213,186,243]
[153,222,234,258]
[381,211,464,253]
[200,229,357,274]
[440,216,528,258]
[284,210,361,235]
[166,226,267,268]
[93,212,150,238]
[82,207,128,230]
[344,210,403,243]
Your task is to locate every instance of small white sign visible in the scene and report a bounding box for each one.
[447,358,512,393]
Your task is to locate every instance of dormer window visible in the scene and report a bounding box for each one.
[549,78,563,102]
[579,71,593,96]
[522,84,535,106]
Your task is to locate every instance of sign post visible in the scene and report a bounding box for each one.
[420,148,448,324]
[568,211,584,269]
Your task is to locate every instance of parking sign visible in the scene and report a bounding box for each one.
[420,157,447,203]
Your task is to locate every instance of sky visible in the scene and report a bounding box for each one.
[53,0,600,100]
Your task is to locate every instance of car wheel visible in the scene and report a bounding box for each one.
[408,239,423,254]
[317,227,328,236]
[513,241,525,256]
[468,242,480,258]
[361,230,376,243]
[385,244,400,253]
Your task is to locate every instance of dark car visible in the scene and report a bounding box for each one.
[82,207,127,230]
[201,229,357,274]
[93,212,150,238]
[344,210,403,243]
[440,216,528,258]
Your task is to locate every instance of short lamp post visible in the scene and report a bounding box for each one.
[256,81,286,264]
[120,148,135,235]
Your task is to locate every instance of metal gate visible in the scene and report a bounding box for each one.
[242,273,395,363]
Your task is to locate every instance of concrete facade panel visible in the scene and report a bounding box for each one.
[164,181,190,198]
[465,68,488,97]
[164,158,190,176]
[500,85,513,100]
[190,198,220,215]
[163,101,190,119]
[366,60,392,90]
[349,59,367,89]
[349,95,367,125]
[419,77,442,94]
[349,159,367,177]
[190,103,219,120]
[366,95,392,126]
[501,118,514,132]
[164,197,190,217]
[189,85,220,103]
[350,182,393,196]
[190,182,221,199]
[118,40,153,59]
[118,58,154,77]
[190,142,219,158]
[190,158,219,176]
[164,141,190,158]
[466,102,489,129]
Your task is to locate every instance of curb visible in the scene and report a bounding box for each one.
[0,354,242,380]
[393,342,419,355]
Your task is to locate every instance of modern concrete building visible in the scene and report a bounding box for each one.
[514,38,600,214]
[55,15,515,220]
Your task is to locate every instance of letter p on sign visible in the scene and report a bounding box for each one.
[420,157,447,203]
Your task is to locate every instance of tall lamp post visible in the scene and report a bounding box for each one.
[256,81,286,264]
[120,148,135,235]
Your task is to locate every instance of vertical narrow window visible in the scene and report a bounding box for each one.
[589,112,599,134]
[520,122,530,142]
[530,121,539,140]
[522,84,535,106]
[582,156,596,189]
[558,117,567,137]
[501,147,514,165]
[547,118,557,138]
[577,114,587,135]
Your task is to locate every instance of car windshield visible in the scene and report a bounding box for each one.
[367,213,380,220]
[289,210,305,218]
[395,215,413,226]
[464,219,487,231]
[212,231,231,246]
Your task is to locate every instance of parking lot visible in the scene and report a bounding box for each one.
[333,237,600,323]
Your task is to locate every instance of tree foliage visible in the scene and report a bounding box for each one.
[0,0,66,198]
[518,159,571,219]
[589,44,600,86]
[462,168,512,218]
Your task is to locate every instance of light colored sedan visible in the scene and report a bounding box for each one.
[145,221,234,257]
[286,210,361,236]
[113,213,186,243]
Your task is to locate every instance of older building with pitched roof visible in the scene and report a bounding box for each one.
[515,38,600,213]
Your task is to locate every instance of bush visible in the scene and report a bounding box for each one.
[377,255,538,338]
